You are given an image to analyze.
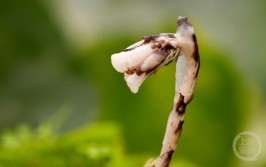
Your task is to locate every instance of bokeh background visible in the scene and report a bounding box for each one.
[0,0,265,167]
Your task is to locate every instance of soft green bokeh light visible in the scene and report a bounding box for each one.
[0,0,265,166]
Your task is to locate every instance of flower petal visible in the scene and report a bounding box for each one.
[124,73,147,93]
[111,44,154,73]
[111,33,180,93]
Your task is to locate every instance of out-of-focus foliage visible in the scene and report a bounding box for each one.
[0,121,199,167]
[0,0,97,131]
[0,122,136,167]
[0,0,266,167]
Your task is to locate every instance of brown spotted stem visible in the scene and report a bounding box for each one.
[155,17,200,167]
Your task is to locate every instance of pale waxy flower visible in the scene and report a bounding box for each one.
[111,34,180,93]
[111,16,198,97]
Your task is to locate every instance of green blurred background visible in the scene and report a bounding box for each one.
[0,0,265,167]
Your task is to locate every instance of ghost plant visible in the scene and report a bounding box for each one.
[111,16,200,167]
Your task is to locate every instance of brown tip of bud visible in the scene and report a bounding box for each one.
[176,16,193,31]
[177,16,188,25]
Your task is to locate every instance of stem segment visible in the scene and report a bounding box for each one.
[155,52,199,167]
[155,93,190,167]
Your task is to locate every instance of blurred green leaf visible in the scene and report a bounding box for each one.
[0,122,137,167]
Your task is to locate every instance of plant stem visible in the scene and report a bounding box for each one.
[155,52,200,167]
[155,93,188,167]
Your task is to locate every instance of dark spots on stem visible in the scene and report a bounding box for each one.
[160,150,175,167]
[175,93,186,115]
[166,150,174,160]
[192,33,200,78]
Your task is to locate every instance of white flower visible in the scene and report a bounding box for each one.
[111,34,180,93]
